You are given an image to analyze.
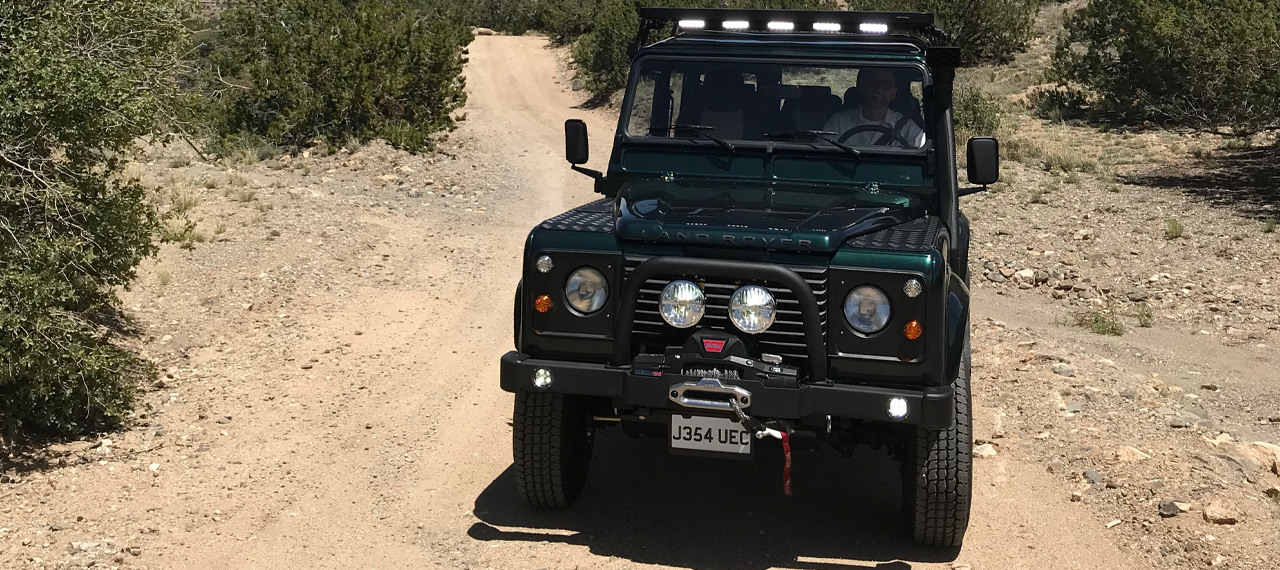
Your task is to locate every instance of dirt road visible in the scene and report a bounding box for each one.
[6,35,1279,570]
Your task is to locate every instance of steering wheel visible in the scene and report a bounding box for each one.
[836,124,911,147]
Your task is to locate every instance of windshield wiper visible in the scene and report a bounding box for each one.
[663,124,736,151]
[764,130,860,158]
[796,193,891,229]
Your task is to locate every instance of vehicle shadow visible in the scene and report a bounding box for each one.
[1122,147,1280,218]
[469,429,958,570]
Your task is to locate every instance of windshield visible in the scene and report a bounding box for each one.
[625,59,928,149]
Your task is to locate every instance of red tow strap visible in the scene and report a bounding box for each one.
[780,430,793,496]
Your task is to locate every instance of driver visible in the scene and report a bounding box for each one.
[822,69,925,148]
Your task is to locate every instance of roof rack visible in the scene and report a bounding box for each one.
[631,7,950,53]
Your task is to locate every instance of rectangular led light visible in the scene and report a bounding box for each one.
[859,22,889,33]
[766,21,794,31]
[722,20,750,30]
[812,22,841,32]
[678,19,705,29]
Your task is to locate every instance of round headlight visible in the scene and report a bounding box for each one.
[729,285,776,334]
[660,280,705,328]
[844,286,891,334]
[565,267,608,314]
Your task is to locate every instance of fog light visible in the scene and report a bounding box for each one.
[887,397,909,420]
[535,255,554,273]
[533,368,552,389]
[904,320,923,340]
[903,278,923,298]
[534,295,553,313]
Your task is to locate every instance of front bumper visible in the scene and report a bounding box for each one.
[500,351,955,430]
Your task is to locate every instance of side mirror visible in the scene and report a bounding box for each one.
[966,137,1000,186]
[565,119,589,165]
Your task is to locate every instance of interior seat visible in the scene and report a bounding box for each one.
[780,85,842,132]
[678,70,763,140]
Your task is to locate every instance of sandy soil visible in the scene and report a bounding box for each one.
[3,35,1278,570]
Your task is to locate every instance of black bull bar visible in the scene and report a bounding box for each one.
[612,257,827,383]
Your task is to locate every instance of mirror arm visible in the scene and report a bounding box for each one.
[572,165,603,180]
[958,185,988,197]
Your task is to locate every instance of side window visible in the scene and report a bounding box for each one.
[626,74,658,135]
[626,71,686,137]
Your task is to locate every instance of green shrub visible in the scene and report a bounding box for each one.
[1164,218,1185,240]
[847,0,1038,63]
[1027,84,1091,123]
[539,0,604,44]
[195,0,471,154]
[472,0,540,35]
[1,0,183,439]
[894,0,1039,64]
[571,0,640,97]
[1053,0,1280,134]
[1075,310,1125,336]
[954,83,1004,138]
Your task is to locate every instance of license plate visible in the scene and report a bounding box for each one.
[670,414,753,455]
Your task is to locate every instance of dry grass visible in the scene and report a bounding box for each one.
[169,191,199,216]
[120,162,145,183]
[160,218,207,249]
[230,189,257,203]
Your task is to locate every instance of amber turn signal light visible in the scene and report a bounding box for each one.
[903,320,923,340]
[532,295,552,313]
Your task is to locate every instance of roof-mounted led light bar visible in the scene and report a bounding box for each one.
[638,7,937,36]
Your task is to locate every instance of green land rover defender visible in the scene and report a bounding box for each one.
[499,8,1000,547]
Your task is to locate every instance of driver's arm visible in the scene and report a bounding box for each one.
[903,121,926,148]
[822,111,849,135]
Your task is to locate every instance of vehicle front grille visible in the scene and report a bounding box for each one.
[623,256,828,368]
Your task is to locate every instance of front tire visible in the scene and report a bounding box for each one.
[903,333,973,547]
[513,391,594,508]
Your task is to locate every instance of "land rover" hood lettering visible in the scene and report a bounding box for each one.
[637,229,814,249]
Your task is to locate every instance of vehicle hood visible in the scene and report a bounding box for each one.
[614,177,926,253]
